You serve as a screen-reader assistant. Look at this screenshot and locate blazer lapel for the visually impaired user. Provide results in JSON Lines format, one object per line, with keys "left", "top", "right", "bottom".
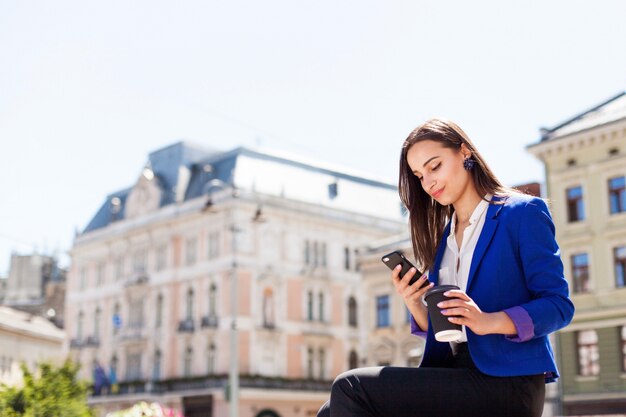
{"left": 466, "top": 198, "right": 504, "bottom": 291}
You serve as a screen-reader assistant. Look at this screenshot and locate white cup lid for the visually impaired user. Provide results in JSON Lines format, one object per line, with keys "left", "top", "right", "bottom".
{"left": 435, "top": 329, "right": 463, "bottom": 342}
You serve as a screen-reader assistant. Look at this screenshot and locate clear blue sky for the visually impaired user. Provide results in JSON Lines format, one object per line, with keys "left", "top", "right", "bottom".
{"left": 1, "top": 0, "right": 625, "bottom": 275}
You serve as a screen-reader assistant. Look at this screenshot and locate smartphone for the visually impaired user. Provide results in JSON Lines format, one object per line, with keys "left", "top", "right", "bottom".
{"left": 381, "top": 250, "right": 428, "bottom": 288}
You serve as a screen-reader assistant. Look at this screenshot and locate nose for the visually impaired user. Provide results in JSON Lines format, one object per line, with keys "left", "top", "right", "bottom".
{"left": 425, "top": 176, "right": 437, "bottom": 192}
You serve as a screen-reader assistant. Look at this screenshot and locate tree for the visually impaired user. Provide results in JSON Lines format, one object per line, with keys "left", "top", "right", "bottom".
{"left": 0, "top": 360, "right": 93, "bottom": 417}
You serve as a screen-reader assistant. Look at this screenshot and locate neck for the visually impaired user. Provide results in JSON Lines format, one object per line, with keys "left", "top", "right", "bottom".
{"left": 453, "top": 185, "right": 483, "bottom": 225}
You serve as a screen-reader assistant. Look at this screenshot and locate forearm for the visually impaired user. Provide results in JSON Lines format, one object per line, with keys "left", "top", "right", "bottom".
{"left": 487, "top": 311, "right": 517, "bottom": 336}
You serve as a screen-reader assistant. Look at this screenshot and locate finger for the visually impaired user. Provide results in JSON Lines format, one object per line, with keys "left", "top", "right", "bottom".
{"left": 444, "top": 290, "right": 470, "bottom": 301}
{"left": 400, "top": 267, "right": 418, "bottom": 284}
{"left": 391, "top": 265, "right": 402, "bottom": 283}
{"left": 409, "top": 274, "right": 428, "bottom": 289}
{"left": 441, "top": 307, "right": 472, "bottom": 317}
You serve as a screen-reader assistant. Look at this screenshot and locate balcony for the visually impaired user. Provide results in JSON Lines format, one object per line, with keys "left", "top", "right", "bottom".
{"left": 201, "top": 315, "right": 219, "bottom": 329}
{"left": 117, "top": 325, "right": 147, "bottom": 343}
{"left": 178, "top": 318, "right": 195, "bottom": 333}
{"left": 125, "top": 270, "right": 149, "bottom": 287}
{"left": 84, "top": 336, "right": 100, "bottom": 347}
{"left": 70, "top": 338, "right": 83, "bottom": 348}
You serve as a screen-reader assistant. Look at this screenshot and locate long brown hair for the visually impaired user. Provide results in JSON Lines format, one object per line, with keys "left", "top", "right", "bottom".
{"left": 399, "top": 118, "right": 512, "bottom": 271}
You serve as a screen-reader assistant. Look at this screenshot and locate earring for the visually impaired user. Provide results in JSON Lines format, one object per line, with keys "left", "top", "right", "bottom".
{"left": 463, "top": 157, "right": 475, "bottom": 171}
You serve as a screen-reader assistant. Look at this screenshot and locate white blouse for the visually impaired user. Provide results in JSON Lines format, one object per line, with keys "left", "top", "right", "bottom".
{"left": 439, "top": 195, "right": 491, "bottom": 344}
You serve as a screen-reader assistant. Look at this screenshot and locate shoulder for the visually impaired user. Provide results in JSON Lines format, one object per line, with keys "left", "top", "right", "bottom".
{"left": 496, "top": 192, "right": 549, "bottom": 213}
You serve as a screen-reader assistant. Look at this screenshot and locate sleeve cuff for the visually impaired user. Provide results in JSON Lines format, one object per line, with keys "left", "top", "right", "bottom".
{"left": 503, "top": 306, "right": 534, "bottom": 342}
{"left": 410, "top": 315, "right": 427, "bottom": 337}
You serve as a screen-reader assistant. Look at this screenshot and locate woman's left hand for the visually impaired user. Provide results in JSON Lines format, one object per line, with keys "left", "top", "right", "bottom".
{"left": 438, "top": 290, "right": 499, "bottom": 336}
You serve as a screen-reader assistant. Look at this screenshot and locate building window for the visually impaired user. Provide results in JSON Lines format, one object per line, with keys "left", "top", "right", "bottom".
{"left": 133, "top": 250, "right": 146, "bottom": 274}
{"left": 129, "top": 299, "right": 144, "bottom": 328}
{"left": 80, "top": 267, "right": 87, "bottom": 290}
{"left": 113, "top": 303, "right": 121, "bottom": 334}
{"left": 566, "top": 186, "right": 585, "bottom": 222}
{"left": 262, "top": 288, "right": 275, "bottom": 328}
{"left": 348, "top": 350, "right": 358, "bottom": 370}
{"left": 571, "top": 253, "right": 590, "bottom": 293}
{"left": 621, "top": 326, "right": 626, "bottom": 373}
{"left": 318, "top": 292, "right": 325, "bottom": 322}
{"left": 186, "top": 288, "right": 194, "bottom": 321}
{"left": 127, "top": 353, "right": 142, "bottom": 381}
{"left": 94, "top": 307, "right": 101, "bottom": 339}
{"left": 609, "top": 176, "right": 626, "bottom": 214}
{"left": 156, "top": 294, "right": 163, "bottom": 328}
{"left": 328, "top": 182, "right": 338, "bottom": 199}
{"left": 208, "top": 343, "right": 216, "bottom": 374}
{"left": 344, "top": 247, "right": 351, "bottom": 270}
{"left": 115, "top": 257, "right": 124, "bottom": 281}
{"left": 307, "top": 291, "right": 314, "bottom": 321}
{"left": 614, "top": 246, "right": 626, "bottom": 288}
{"left": 304, "top": 240, "right": 310, "bottom": 265}
{"left": 156, "top": 245, "right": 167, "bottom": 271}
{"left": 313, "top": 241, "right": 319, "bottom": 266}
{"left": 320, "top": 242, "right": 327, "bottom": 267}
{"left": 319, "top": 348, "right": 326, "bottom": 380}
{"left": 208, "top": 231, "right": 220, "bottom": 259}
{"left": 348, "top": 297, "right": 358, "bottom": 327}
{"left": 185, "top": 237, "right": 197, "bottom": 266}
{"left": 208, "top": 284, "right": 217, "bottom": 316}
{"left": 77, "top": 311, "right": 84, "bottom": 340}
{"left": 96, "top": 263, "right": 105, "bottom": 286}
{"left": 307, "top": 347, "right": 314, "bottom": 379}
{"left": 376, "top": 295, "right": 390, "bottom": 328}
{"left": 152, "top": 350, "right": 161, "bottom": 381}
{"left": 184, "top": 346, "right": 193, "bottom": 377}
{"left": 577, "top": 329, "right": 600, "bottom": 377}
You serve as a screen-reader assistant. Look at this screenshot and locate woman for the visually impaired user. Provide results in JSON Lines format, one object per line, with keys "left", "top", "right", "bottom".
{"left": 317, "top": 118, "right": 574, "bottom": 417}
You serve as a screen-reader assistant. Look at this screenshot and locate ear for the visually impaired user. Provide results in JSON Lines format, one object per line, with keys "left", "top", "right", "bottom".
{"left": 460, "top": 143, "right": 471, "bottom": 159}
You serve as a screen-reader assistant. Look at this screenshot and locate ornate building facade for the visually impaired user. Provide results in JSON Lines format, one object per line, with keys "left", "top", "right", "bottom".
{"left": 67, "top": 142, "right": 405, "bottom": 417}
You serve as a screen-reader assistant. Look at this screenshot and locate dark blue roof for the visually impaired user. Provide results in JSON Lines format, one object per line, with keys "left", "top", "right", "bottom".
{"left": 82, "top": 142, "right": 397, "bottom": 234}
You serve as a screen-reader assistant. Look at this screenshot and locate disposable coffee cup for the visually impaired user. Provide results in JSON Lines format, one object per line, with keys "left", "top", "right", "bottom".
{"left": 424, "top": 285, "right": 463, "bottom": 342}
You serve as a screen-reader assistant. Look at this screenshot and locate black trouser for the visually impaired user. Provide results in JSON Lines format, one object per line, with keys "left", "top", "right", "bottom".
{"left": 317, "top": 343, "right": 545, "bottom": 417}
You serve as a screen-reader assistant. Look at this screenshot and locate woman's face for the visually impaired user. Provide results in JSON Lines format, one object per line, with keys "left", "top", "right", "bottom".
{"left": 406, "top": 139, "right": 472, "bottom": 206}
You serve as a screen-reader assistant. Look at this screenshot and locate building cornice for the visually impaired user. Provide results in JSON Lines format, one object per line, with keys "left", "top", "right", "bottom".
{"left": 527, "top": 117, "right": 626, "bottom": 162}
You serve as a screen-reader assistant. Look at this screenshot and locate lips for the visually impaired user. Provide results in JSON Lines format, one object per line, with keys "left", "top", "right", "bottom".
{"left": 432, "top": 187, "right": 444, "bottom": 199}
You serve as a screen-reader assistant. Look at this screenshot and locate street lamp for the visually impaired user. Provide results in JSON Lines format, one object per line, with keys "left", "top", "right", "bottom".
{"left": 203, "top": 179, "right": 240, "bottom": 417}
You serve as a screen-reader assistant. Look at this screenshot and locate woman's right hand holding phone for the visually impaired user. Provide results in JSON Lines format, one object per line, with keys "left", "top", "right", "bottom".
{"left": 391, "top": 265, "right": 433, "bottom": 331}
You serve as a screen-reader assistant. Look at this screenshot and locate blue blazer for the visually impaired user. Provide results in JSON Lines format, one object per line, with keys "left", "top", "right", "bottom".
{"left": 419, "top": 194, "right": 574, "bottom": 382}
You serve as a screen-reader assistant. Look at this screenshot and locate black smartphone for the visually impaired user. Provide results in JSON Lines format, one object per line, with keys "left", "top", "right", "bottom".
{"left": 381, "top": 250, "right": 428, "bottom": 288}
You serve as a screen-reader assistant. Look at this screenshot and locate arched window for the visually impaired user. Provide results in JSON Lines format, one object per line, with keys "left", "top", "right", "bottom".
{"left": 208, "top": 283, "right": 217, "bottom": 316}
{"left": 184, "top": 346, "right": 193, "bottom": 377}
{"left": 156, "top": 294, "right": 163, "bottom": 328}
{"left": 307, "top": 347, "right": 314, "bottom": 379}
{"left": 152, "top": 350, "right": 161, "bottom": 380}
{"left": 348, "top": 297, "right": 357, "bottom": 327}
{"left": 77, "top": 311, "right": 84, "bottom": 340}
{"left": 186, "top": 288, "right": 194, "bottom": 320}
{"left": 262, "top": 287, "right": 275, "bottom": 328}
{"left": 307, "top": 291, "right": 314, "bottom": 321}
{"left": 349, "top": 350, "right": 358, "bottom": 369}
{"left": 113, "top": 302, "right": 121, "bottom": 334}
{"left": 94, "top": 307, "right": 101, "bottom": 339}
{"left": 207, "top": 342, "right": 216, "bottom": 374}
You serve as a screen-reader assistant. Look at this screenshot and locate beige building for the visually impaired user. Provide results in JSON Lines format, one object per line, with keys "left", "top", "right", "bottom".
{"left": 67, "top": 143, "right": 405, "bottom": 417}
{"left": 528, "top": 91, "right": 626, "bottom": 416}
{"left": 0, "top": 305, "right": 66, "bottom": 386}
